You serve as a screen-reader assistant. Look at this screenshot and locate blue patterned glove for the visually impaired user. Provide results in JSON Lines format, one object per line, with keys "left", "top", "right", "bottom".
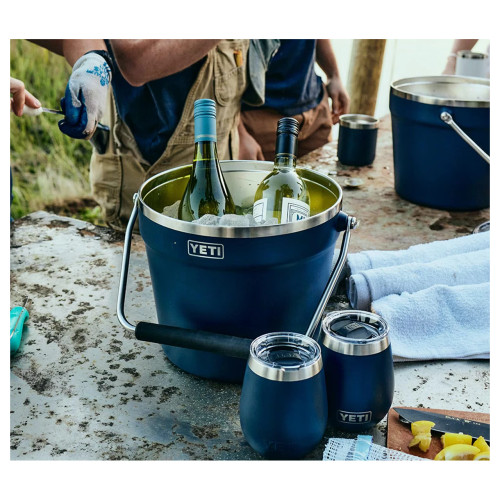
{"left": 59, "top": 52, "right": 112, "bottom": 139}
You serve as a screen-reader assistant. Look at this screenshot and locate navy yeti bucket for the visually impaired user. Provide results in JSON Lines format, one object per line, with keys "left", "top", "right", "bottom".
{"left": 390, "top": 76, "right": 490, "bottom": 211}
{"left": 123, "top": 161, "right": 349, "bottom": 382}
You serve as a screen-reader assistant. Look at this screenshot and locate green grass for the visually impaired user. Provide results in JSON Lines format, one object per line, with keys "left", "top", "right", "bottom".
{"left": 10, "top": 39, "right": 103, "bottom": 224}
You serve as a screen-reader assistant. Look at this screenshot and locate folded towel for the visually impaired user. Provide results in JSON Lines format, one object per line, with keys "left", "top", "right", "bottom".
{"left": 347, "top": 231, "right": 489, "bottom": 275}
{"left": 372, "top": 282, "right": 490, "bottom": 361}
{"left": 348, "top": 248, "right": 490, "bottom": 310}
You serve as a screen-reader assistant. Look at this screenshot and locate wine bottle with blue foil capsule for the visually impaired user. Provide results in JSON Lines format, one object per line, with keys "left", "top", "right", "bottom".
{"left": 178, "top": 99, "right": 235, "bottom": 221}
{"left": 253, "top": 117, "right": 310, "bottom": 224}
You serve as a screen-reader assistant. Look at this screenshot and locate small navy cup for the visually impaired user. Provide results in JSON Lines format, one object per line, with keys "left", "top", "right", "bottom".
{"left": 337, "top": 114, "right": 379, "bottom": 167}
{"left": 320, "top": 311, "right": 394, "bottom": 432}
{"left": 239, "top": 332, "right": 328, "bottom": 459}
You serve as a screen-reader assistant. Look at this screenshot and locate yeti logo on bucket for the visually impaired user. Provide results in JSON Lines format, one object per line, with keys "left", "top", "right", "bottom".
{"left": 187, "top": 240, "right": 224, "bottom": 259}
{"left": 337, "top": 410, "right": 372, "bottom": 424}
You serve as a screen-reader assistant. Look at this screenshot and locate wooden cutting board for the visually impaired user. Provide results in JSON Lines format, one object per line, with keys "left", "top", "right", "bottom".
{"left": 387, "top": 407, "right": 490, "bottom": 460}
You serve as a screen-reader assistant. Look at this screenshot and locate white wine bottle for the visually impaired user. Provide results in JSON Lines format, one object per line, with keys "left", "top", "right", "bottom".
{"left": 178, "top": 98, "right": 235, "bottom": 221}
{"left": 253, "top": 117, "right": 310, "bottom": 224}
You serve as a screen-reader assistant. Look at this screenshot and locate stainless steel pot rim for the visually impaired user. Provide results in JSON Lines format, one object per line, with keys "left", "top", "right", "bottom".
{"left": 391, "top": 75, "right": 490, "bottom": 108}
{"left": 340, "top": 114, "right": 379, "bottom": 130}
{"left": 248, "top": 332, "right": 323, "bottom": 382}
{"left": 320, "top": 310, "right": 390, "bottom": 356}
{"left": 457, "top": 50, "right": 488, "bottom": 59}
{"left": 139, "top": 161, "right": 342, "bottom": 239}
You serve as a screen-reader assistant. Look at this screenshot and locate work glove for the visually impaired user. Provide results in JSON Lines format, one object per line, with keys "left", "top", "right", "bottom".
{"left": 58, "top": 51, "right": 112, "bottom": 139}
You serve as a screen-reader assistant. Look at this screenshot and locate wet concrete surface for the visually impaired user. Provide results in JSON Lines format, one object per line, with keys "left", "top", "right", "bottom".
{"left": 10, "top": 119, "right": 489, "bottom": 460}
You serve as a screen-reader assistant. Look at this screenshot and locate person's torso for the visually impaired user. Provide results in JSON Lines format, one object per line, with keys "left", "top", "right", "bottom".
{"left": 105, "top": 41, "right": 204, "bottom": 165}
{"left": 243, "top": 39, "right": 323, "bottom": 116}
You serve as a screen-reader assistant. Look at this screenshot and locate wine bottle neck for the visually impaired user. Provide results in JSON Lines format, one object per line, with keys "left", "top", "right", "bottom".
{"left": 193, "top": 141, "right": 220, "bottom": 166}
{"left": 274, "top": 129, "right": 298, "bottom": 168}
{"left": 274, "top": 153, "right": 296, "bottom": 169}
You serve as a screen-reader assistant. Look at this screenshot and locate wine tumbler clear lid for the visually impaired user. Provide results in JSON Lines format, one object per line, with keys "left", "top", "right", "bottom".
{"left": 321, "top": 311, "right": 390, "bottom": 356}
{"left": 248, "top": 332, "right": 323, "bottom": 382}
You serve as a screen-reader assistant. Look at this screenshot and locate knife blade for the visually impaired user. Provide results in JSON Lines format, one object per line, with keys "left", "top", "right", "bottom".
{"left": 394, "top": 407, "right": 490, "bottom": 443}
{"left": 41, "top": 107, "right": 64, "bottom": 115}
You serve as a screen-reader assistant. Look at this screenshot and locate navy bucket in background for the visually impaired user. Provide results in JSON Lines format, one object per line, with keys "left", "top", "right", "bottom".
{"left": 138, "top": 161, "right": 347, "bottom": 383}
{"left": 337, "top": 114, "right": 379, "bottom": 167}
{"left": 390, "top": 76, "right": 490, "bottom": 211}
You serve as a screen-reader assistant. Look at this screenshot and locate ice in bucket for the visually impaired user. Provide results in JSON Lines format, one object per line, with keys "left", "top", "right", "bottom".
{"left": 194, "top": 214, "right": 278, "bottom": 227}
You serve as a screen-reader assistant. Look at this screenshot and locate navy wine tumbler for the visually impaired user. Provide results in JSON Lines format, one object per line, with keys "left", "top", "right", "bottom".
{"left": 239, "top": 333, "right": 328, "bottom": 459}
{"left": 337, "top": 114, "right": 379, "bottom": 166}
{"left": 320, "top": 311, "right": 394, "bottom": 432}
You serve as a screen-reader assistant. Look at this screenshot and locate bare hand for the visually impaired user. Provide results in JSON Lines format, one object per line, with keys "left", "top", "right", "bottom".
{"left": 238, "top": 120, "right": 265, "bottom": 160}
{"left": 10, "top": 77, "right": 41, "bottom": 116}
{"left": 326, "top": 78, "right": 350, "bottom": 124}
{"left": 442, "top": 56, "right": 457, "bottom": 75}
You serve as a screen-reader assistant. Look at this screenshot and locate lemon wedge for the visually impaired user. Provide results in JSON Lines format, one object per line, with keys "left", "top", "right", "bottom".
{"left": 411, "top": 420, "right": 435, "bottom": 435}
{"left": 434, "top": 444, "right": 480, "bottom": 460}
{"left": 409, "top": 420, "right": 435, "bottom": 452}
{"left": 440, "top": 432, "right": 472, "bottom": 448}
{"left": 472, "top": 451, "right": 490, "bottom": 461}
{"left": 472, "top": 436, "right": 490, "bottom": 453}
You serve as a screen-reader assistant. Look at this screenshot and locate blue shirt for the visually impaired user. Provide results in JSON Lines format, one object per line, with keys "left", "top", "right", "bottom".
{"left": 243, "top": 39, "right": 323, "bottom": 116}
{"left": 106, "top": 41, "right": 204, "bottom": 165}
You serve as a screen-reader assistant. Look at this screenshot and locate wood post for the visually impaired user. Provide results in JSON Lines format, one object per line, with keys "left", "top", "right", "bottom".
{"left": 347, "top": 39, "right": 387, "bottom": 116}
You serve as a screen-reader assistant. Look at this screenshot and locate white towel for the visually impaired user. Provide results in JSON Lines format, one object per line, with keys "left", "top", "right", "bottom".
{"left": 372, "top": 282, "right": 490, "bottom": 361}
{"left": 347, "top": 231, "right": 490, "bottom": 275}
{"left": 348, "top": 248, "right": 490, "bottom": 310}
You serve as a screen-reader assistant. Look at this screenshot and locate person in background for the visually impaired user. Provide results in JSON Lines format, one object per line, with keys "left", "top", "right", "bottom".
{"left": 442, "top": 39, "right": 490, "bottom": 75}
{"left": 10, "top": 77, "right": 43, "bottom": 220}
{"left": 238, "top": 39, "right": 350, "bottom": 161}
{"left": 29, "top": 39, "right": 250, "bottom": 231}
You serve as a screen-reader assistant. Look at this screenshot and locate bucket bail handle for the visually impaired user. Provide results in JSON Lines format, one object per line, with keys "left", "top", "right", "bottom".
{"left": 440, "top": 111, "right": 490, "bottom": 165}
{"left": 305, "top": 214, "right": 358, "bottom": 338}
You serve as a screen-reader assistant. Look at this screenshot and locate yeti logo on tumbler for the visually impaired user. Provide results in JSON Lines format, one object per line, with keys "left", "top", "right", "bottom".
{"left": 337, "top": 410, "right": 372, "bottom": 424}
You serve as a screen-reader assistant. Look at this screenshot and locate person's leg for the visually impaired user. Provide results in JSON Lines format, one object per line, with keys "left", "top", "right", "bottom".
{"left": 240, "top": 108, "right": 284, "bottom": 161}
{"left": 296, "top": 90, "right": 333, "bottom": 157}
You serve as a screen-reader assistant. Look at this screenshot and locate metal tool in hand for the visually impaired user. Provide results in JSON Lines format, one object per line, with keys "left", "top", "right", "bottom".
{"left": 22, "top": 104, "right": 110, "bottom": 154}
{"left": 10, "top": 297, "right": 30, "bottom": 355}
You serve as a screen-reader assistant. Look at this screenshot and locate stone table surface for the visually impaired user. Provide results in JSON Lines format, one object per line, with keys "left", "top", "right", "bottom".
{"left": 10, "top": 118, "right": 489, "bottom": 460}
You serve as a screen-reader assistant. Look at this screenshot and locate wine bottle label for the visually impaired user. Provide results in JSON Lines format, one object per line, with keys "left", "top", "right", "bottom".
{"left": 252, "top": 198, "right": 267, "bottom": 223}
{"left": 281, "top": 198, "right": 310, "bottom": 223}
{"left": 253, "top": 197, "right": 309, "bottom": 223}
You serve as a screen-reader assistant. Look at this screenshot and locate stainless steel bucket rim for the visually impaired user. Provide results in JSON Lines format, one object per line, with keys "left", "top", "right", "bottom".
{"left": 391, "top": 75, "right": 490, "bottom": 108}
{"left": 138, "top": 160, "right": 342, "bottom": 239}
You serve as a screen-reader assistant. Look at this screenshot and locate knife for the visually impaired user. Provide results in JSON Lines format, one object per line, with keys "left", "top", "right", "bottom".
{"left": 394, "top": 407, "right": 490, "bottom": 443}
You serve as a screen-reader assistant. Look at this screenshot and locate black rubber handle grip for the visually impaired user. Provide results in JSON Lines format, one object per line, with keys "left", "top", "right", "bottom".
{"left": 135, "top": 322, "right": 252, "bottom": 360}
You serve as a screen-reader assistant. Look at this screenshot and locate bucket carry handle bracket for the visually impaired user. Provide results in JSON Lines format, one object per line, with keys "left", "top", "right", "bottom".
{"left": 116, "top": 193, "right": 356, "bottom": 359}
{"left": 440, "top": 111, "right": 490, "bottom": 165}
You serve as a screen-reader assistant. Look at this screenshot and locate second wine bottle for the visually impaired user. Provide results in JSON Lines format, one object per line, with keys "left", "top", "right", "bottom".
{"left": 253, "top": 117, "right": 310, "bottom": 224}
{"left": 178, "top": 98, "right": 235, "bottom": 221}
